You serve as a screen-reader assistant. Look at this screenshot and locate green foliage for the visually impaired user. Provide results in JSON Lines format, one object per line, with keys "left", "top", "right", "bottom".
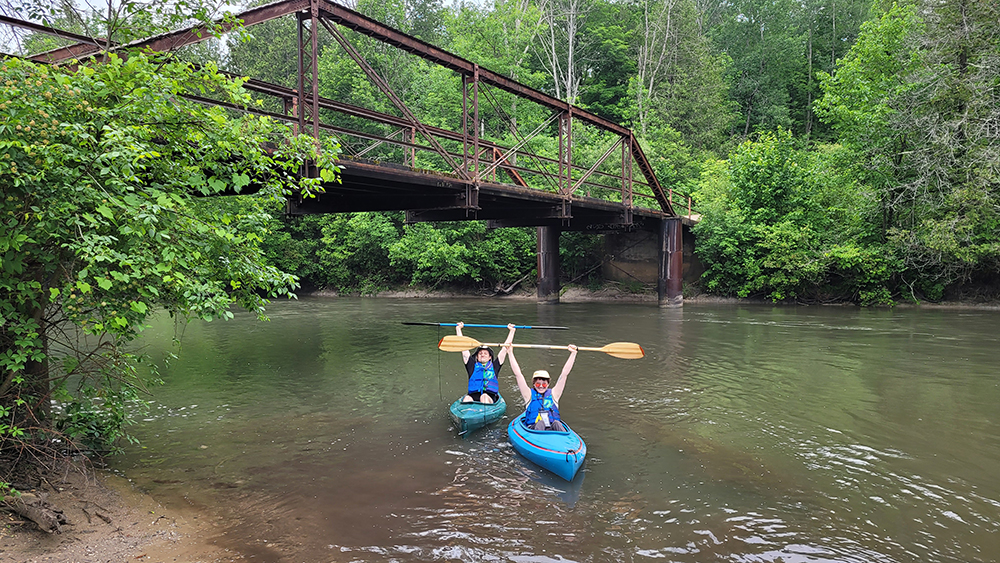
{"left": 694, "top": 130, "right": 902, "bottom": 304}
{"left": 813, "top": 2, "right": 923, "bottom": 180}
{"left": 0, "top": 53, "right": 334, "bottom": 463}
{"left": 710, "top": 0, "right": 806, "bottom": 135}
{"left": 560, "top": 231, "right": 605, "bottom": 285}
{"left": 389, "top": 223, "right": 473, "bottom": 286}
{"left": 388, "top": 222, "right": 535, "bottom": 289}
{"left": 444, "top": 0, "right": 549, "bottom": 88}
{"left": 577, "top": 4, "right": 636, "bottom": 123}
{"left": 318, "top": 212, "right": 403, "bottom": 292}
{"left": 261, "top": 213, "right": 536, "bottom": 293}
{"left": 815, "top": 0, "right": 1000, "bottom": 300}
{"left": 52, "top": 382, "right": 140, "bottom": 455}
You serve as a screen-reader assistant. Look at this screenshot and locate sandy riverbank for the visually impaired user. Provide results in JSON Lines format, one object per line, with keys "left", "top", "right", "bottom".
{"left": 2, "top": 463, "right": 234, "bottom": 563}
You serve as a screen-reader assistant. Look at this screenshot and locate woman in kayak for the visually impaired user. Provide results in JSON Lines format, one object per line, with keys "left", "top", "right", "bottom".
{"left": 457, "top": 322, "right": 516, "bottom": 404}
{"left": 504, "top": 343, "right": 578, "bottom": 431}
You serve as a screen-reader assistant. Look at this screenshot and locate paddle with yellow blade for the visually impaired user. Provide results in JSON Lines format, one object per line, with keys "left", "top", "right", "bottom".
{"left": 438, "top": 335, "right": 645, "bottom": 360}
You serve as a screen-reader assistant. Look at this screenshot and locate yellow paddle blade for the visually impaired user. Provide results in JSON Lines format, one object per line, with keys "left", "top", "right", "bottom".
{"left": 588, "top": 342, "right": 646, "bottom": 359}
{"left": 438, "top": 335, "right": 485, "bottom": 352}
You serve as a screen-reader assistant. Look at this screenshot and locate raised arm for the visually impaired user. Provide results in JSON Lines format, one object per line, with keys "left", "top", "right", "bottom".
{"left": 550, "top": 345, "right": 577, "bottom": 403}
{"left": 457, "top": 322, "right": 471, "bottom": 363}
{"left": 496, "top": 323, "right": 516, "bottom": 365}
{"left": 505, "top": 344, "right": 531, "bottom": 404}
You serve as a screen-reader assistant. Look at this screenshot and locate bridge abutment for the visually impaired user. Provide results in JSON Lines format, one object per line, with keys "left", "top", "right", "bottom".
{"left": 536, "top": 226, "right": 561, "bottom": 303}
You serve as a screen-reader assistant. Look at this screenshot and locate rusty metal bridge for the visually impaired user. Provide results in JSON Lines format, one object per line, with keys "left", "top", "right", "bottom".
{"left": 4, "top": 0, "right": 690, "bottom": 306}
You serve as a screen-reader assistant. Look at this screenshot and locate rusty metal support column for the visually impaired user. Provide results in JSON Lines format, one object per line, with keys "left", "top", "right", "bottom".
{"left": 309, "top": 0, "right": 320, "bottom": 140}
{"left": 558, "top": 112, "right": 565, "bottom": 191}
{"left": 564, "top": 108, "right": 573, "bottom": 191}
{"left": 472, "top": 64, "right": 480, "bottom": 184}
{"left": 409, "top": 127, "right": 416, "bottom": 167}
{"left": 658, "top": 218, "right": 683, "bottom": 308}
{"left": 623, "top": 133, "right": 633, "bottom": 225}
{"left": 284, "top": 96, "right": 298, "bottom": 135}
{"left": 462, "top": 77, "right": 469, "bottom": 174}
{"left": 295, "top": 4, "right": 320, "bottom": 142}
{"left": 296, "top": 13, "right": 308, "bottom": 137}
{"left": 537, "top": 226, "right": 561, "bottom": 303}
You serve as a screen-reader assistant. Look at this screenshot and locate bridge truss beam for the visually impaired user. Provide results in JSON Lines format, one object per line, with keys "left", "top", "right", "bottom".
{"left": 12, "top": 0, "right": 678, "bottom": 226}
{"left": 4, "top": 0, "right": 690, "bottom": 305}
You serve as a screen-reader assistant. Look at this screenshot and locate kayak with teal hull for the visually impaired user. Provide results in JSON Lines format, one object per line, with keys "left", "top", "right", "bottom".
{"left": 507, "top": 417, "right": 587, "bottom": 481}
{"left": 449, "top": 394, "right": 507, "bottom": 435}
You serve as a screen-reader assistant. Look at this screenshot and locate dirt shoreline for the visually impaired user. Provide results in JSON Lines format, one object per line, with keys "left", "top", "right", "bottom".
{"left": 317, "top": 285, "right": 1000, "bottom": 309}
{"left": 2, "top": 465, "right": 234, "bottom": 563}
{"left": 4, "top": 288, "right": 998, "bottom": 563}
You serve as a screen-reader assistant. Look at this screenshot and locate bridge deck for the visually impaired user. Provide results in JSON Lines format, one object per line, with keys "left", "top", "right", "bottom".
{"left": 288, "top": 158, "right": 670, "bottom": 232}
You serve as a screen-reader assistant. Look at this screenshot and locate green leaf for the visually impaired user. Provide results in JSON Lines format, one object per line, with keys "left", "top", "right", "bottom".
{"left": 96, "top": 205, "right": 115, "bottom": 220}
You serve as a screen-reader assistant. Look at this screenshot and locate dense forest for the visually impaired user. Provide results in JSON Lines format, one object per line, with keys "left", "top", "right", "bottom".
{"left": 216, "top": 0, "right": 997, "bottom": 306}
{"left": 10, "top": 0, "right": 992, "bottom": 305}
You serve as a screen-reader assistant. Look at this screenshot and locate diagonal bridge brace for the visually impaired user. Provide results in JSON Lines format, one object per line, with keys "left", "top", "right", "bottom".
{"left": 317, "top": 16, "right": 471, "bottom": 182}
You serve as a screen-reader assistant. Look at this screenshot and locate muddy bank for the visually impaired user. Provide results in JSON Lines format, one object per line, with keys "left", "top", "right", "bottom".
{"left": 307, "top": 284, "right": 1000, "bottom": 309}
{"left": 2, "top": 465, "right": 233, "bottom": 563}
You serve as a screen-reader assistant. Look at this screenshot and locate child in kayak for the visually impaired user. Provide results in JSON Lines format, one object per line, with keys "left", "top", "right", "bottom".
{"left": 504, "top": 343, "right": 578, "bottom": 431}
{"left": 457, "top": 322, "right": 516, "bottom": 404}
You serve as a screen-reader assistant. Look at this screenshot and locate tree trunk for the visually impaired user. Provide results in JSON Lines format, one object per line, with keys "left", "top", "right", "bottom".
{"left": 3, "top": 493, "right": 68, "bottom": 533}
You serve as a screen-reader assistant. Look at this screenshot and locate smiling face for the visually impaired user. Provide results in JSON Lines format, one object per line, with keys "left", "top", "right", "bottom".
{"left": 476, "top": 349, "right": 492, "bottom": 363}
{"left": 532, "top": 377, "right": 550, "bottom": 392}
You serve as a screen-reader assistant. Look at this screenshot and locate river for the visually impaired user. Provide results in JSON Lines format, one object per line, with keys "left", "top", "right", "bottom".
{"left": 111, "top": 297, "right": 1000, "bottom": 562}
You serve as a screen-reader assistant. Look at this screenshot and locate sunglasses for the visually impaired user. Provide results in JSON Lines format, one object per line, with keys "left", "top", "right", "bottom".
{"left": 533, "top": 379, "right": 549, "bottom": 386}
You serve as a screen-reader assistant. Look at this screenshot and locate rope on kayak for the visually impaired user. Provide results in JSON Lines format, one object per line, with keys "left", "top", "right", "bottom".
{"left": 437, "top": 325, "right": 443, "bottom": 402}
{"left": 565, "top": 437, "right": 584, "bottom": 460}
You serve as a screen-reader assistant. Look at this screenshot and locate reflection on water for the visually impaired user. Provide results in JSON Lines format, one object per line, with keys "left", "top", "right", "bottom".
{"left": 113, "top": 298, "right": 1000, "bottom": 562}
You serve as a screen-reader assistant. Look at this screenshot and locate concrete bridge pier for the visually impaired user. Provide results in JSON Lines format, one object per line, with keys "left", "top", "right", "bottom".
{"left": 659, "top": 218, "right": 684, "bottom": 307}
{"left": 537, "top": 226, "right": 561, "bottom": 303}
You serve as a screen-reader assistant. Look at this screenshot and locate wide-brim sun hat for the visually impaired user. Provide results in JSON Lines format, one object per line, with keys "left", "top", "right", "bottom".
{"left": 532, "top": 370, "right": 551, "bottom": 380}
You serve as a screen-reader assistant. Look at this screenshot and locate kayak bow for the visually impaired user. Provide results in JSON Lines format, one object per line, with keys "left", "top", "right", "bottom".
{"left": 449, "top": 395, "right": 507, "bottom": 434}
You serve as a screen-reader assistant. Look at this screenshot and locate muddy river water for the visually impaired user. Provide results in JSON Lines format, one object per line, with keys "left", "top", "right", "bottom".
{"left": 112, "top": 297, "right": 1000, "bottom": 562}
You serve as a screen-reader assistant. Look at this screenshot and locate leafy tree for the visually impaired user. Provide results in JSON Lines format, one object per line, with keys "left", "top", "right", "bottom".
{"left": 793, "top": 0, "right": 871, "bottom": 141}
{"left": 0, "top": 54, "right": 334, "bottom": 484}
{"left": 445, "top": 0, "right": 548, "bottom": 87}
{"left": 407, "top": 0, "right": 447, "bottom": 44}
{"left": 577, "top": 1, "right": 635, "bottom": 123}
{"left": 316, "top": 212, "right": 406, "bottom": 292}
{"left": 533, "top": 0, "right": 599, "bottom": 103}
{"left": 816, "top": 0, "right": 1000, "bottom": 299}
{"left": 710, "top": 0, "right": 806, "bottom": 136}
{"left": 693, "top": 129, "right": 823, "bottom": 300}
{"left": 388, "top": 222, "right": 535, "bottom": 290}
{"left": 627, "top": 0, "right": 733, "bottom": 149}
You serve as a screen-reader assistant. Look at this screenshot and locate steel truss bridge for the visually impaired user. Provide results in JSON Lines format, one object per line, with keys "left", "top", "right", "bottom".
{"left": 3, "top": 0, "right": 690, "bottom": 305}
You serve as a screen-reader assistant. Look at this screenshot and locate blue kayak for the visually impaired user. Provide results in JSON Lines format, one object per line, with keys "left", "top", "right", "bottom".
{"left": 507, "top": 416, "right": 587, "bottom": 481}
{"left": 449, "top": 394, "right": 507, "bottom": 434}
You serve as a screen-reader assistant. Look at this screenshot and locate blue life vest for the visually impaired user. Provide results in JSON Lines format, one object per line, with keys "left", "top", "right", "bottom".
{"left": 524, "top": 388, "right": 560, "bottom": 427}
{"left": 467, "top": 361, "right": 499, "bottom": 395}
